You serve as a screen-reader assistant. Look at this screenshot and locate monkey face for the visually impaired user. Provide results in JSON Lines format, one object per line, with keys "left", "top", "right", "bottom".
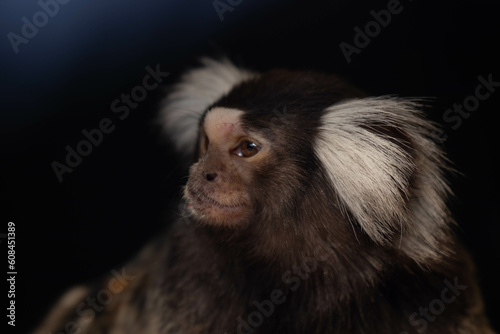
{"left": 184, "top": 107, "right": 272, "bottom": 227}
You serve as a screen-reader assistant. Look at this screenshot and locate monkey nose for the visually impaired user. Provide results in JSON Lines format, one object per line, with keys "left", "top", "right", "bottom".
{"left": 205, "top": 172, "right": 218, "bottom": 181}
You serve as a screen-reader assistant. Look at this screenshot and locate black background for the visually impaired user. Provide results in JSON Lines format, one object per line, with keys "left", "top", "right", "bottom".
{"left": 1, "top": 0, "right": 499, "bottom": 333}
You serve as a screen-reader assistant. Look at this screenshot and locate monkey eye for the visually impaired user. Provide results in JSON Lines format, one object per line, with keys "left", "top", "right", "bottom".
{"left": 232, "top": 141, "right": 261, "bottom": 158}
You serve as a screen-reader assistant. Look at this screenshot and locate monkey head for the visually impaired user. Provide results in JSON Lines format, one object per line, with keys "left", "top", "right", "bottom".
{"left": 161, "top": 58, "right": 453, "bottom": 266}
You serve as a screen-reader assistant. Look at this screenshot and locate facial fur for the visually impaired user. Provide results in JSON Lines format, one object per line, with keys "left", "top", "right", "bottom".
{"left": 184, "top": 107, "right": 257, "bottom": 226}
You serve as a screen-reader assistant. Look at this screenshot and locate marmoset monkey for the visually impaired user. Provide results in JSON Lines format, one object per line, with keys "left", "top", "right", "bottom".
{"left": 33, "top": 58, "right": 495, "bottom": 334}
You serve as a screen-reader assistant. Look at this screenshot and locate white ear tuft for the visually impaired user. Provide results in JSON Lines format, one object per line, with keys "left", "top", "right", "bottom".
{"left": 158, "top": 58, "right": 256, "bottom": 158}
{"left": 315, "top": 96, "right": 452, "bottom": 262}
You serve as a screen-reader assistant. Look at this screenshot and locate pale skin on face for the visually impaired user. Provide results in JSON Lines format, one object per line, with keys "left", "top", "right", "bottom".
{"left": 203, "top": 107, "right": 270, "bottom": 161}
{"left": 203, "top": 107, "right": 245, "bottom": 149}
{"left": 185, "top": 107, "right": 270, "bottom": 226}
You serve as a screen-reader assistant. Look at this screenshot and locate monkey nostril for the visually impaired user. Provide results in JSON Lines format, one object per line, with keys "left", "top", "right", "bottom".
{"left": 205, "top": 172, "right": 218, "bottom": 181}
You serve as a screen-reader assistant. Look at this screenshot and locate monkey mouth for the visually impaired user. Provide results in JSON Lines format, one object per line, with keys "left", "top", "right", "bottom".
{"left": 186, "top": 187, "right": 246, "bottom": 215}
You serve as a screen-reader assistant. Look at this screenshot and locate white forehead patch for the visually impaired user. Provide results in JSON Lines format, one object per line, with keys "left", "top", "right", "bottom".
{"left": 204, "top": 108, "right": 245, "bottom": 144}
{"left": 159, "top": 58, "right": 256, "bottom": 157}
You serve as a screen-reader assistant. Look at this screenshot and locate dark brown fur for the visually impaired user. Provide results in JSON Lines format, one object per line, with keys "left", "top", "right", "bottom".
{"left": 33, "top": 68, "right": 495, "bottom": 334}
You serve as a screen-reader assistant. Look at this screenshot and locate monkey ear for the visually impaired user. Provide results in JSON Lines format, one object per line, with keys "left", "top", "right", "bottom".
{"left": 158, "top": 58, "right": 256, "bottom": 158}
{"left": 316, "top": 97, "right": 453, "bottom": 263}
